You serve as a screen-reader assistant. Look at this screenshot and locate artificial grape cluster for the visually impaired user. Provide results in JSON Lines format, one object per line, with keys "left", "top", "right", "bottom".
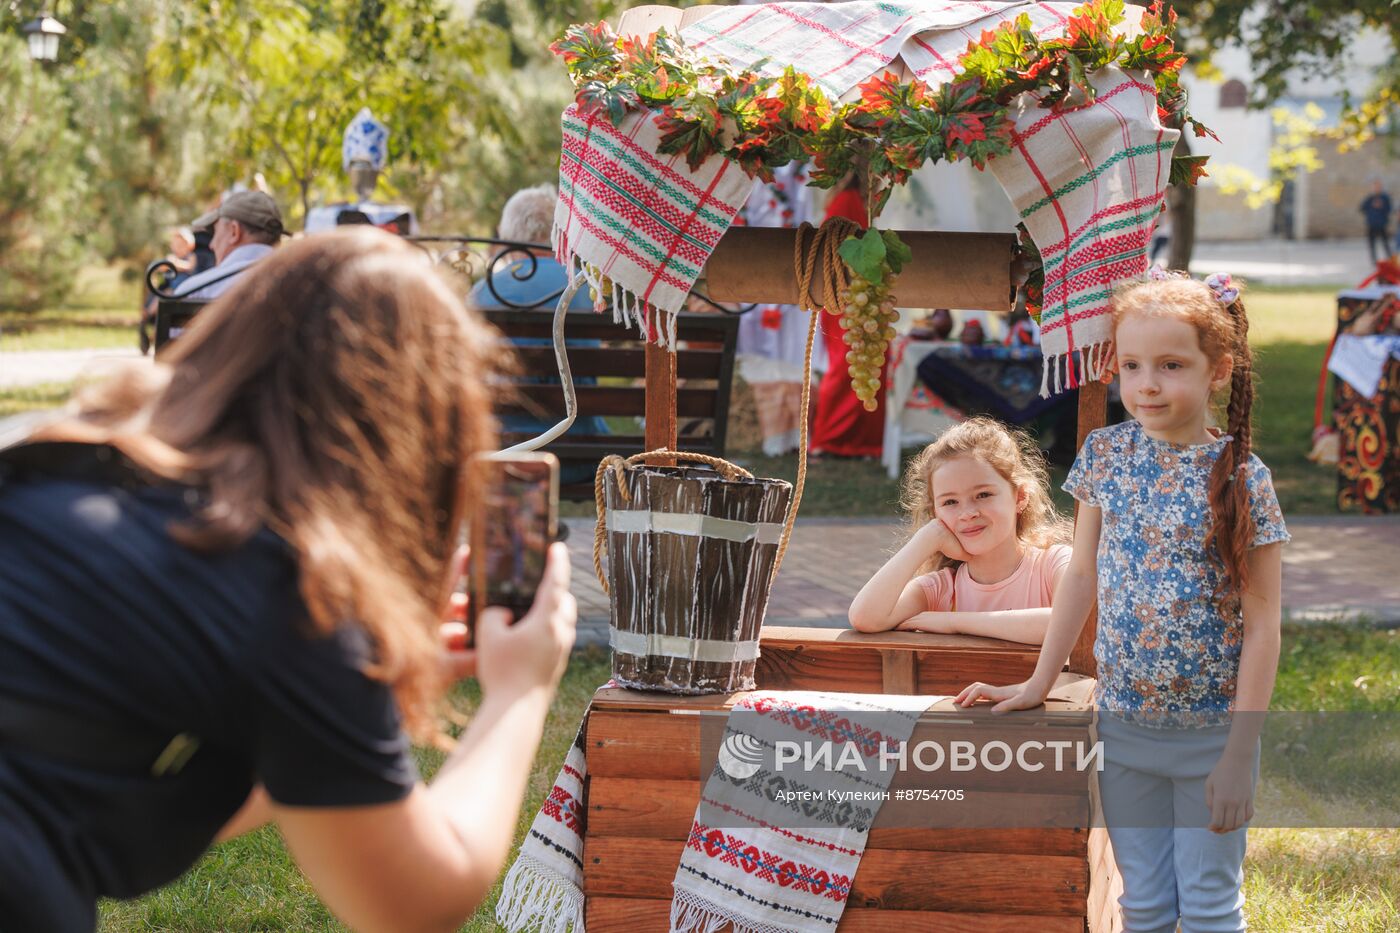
{"left": 836, "top": 263, "right": 899, "bottom": 412}
{"left": 586, "top": 265, "right": 613, "bottom": 310}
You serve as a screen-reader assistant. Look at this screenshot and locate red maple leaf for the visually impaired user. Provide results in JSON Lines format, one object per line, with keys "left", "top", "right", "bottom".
{"left": 946, "top": 111, "right": 988, "bottom": 147}
{"left": 857, "top": 71, "right": 904, "bottom": 112}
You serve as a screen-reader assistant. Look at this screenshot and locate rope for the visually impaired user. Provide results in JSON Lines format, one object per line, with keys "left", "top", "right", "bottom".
{"left": 593, "top": 449, "right": 753, "bottom": 594}
{"left": 769, "top": 217, "right": 860, "bottom": 580}
{"left": 590, "top": 217, "right": 859, "bottom": 595}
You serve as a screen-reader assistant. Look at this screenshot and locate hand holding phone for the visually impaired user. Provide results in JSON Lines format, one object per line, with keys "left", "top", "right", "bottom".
{"left": 465, "top": 453, "right": 559, "bottom": 647}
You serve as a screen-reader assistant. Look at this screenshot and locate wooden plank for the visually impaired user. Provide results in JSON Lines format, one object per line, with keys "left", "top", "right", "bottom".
{"left": 480, "top": 308, "right": 737, "bottom": 343}
{"left": 588, "top": 777, "right": 1089, "bottom": 855}
{"left": 589, "top": 672, "right": 1095, "bottom": 714}
{"left": 645, "top": 340, "right": 677, "bottom": 463}
{"left": 759, "top": 640, "right": 886, "bottom": 693}
{"left": 583, "top": 837, "right": 1087, "bottom": 914}
{"left": 496, "top": 439, "right": 724, "bottom": 462}
{"left": 586, "top": 712, "right": 1097, "bottom": 794}
{"left": 707, "top": 228, "right": 1016, "bottom": 312}
{"left": 880, "top": 649, "right": 917, "bottom": 694}
{"left": 1087, "top": 768, "right": 1124, "bottom": 933}
{"left": 757, "top": 639, "right": 1042, "bottom": 700}
{"left": 1069, "top": 378, "right": 1108, "bottom": 677}
{"left": 585, "top": 897, "right": 1085, "bottom": 932}
{"left": 761, "top": 625, "right": 1046, "bottom": 653}
{"left": 513, "top": 383, "right": 717, "bottom": 418}
{"left": 614, "top": 4, "right": 684, "bottom": 37}
{"left": 512, "top": 345, "right": 725, "bottom": 379}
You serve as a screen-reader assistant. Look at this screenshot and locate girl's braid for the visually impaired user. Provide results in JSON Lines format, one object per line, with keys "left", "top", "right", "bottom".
{"left": 1208, "top": 296, "right": 1257, "bottom": 603}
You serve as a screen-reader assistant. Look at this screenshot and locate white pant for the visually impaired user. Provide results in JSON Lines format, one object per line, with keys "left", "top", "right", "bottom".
{"left": 1096, "top": 713, "right": 1258, "bottom": 933}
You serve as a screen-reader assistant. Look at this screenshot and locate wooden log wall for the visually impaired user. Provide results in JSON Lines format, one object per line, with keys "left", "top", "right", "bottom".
{"left": 582, "top": 681, "right": 1121, "bottom": 931}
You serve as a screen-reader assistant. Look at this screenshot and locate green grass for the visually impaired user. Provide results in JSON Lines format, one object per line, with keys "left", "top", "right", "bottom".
{"left": 94, "top": 626, "right": 1400, "bottom": 931}
{"left": 0, "top": 382, "right": 72, "bottom": 420}
{"left": 1, "top": 263, "right": 141, "bottom": 351}
{"left": 0, "top": 309, "right": 139, "bottom": 351}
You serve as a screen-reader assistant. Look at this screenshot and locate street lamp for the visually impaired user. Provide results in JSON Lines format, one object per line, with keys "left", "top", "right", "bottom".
{"left": 21, "top": 12, "right": 66, "bottom": 63}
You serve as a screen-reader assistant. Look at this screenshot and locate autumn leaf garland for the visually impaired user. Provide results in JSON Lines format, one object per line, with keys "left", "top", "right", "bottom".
{"left": 550, "top": 0, "right": 1214, "bottom": 218}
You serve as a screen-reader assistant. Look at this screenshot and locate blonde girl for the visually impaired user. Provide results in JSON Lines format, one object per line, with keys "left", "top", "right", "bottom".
{"left": 848, "top": 417, "right": 1072, "bottom": 644}
{"left": 957, "top": 273, "right": 1289, "bottom": 933}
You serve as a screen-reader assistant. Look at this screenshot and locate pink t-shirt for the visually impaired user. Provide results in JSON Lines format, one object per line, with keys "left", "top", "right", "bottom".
{"left": 915, "top": 544, "right": 1071, "bottom": 613}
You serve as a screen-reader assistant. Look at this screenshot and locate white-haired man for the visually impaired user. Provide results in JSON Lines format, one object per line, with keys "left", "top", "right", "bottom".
{"left": 468, "top": 185, "right": 593, "bottom": 312}
{"left": 469, "top": 185, "right": 605, "bottom": 483}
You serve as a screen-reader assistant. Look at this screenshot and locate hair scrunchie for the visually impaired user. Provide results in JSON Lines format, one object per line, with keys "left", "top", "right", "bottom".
{"left": 1205, "top": 272, "right": 1240, "bottom": 305}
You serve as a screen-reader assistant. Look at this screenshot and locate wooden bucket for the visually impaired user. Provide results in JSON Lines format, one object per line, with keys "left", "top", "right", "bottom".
{"left": 599, "top": 460, "right": 793, "bottom": 694}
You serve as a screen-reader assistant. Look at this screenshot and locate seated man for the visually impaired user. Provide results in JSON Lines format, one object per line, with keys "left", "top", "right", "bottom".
{"left": 470, "top": 186, "right": 608, "bottom": 485}
{"left": 468, "top": 184, "right": 592, "bottom": 312}
{"left": 175, "top": 191, "right": 285, "bottom": 300}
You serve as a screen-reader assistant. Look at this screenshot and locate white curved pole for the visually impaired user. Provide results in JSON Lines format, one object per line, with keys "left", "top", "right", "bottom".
{"left": 496, "top": 269, "right": 584, "bottom": 454}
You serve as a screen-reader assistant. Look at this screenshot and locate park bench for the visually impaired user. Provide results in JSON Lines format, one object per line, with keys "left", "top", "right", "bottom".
{"left": 144, "top": 263, "right": 741, "bottom": 502}
{"left": 152, "top": 299, "right": 205, "bottom": 358}
{"left": 482, "top": 307, "right": 738, "bottom": 501}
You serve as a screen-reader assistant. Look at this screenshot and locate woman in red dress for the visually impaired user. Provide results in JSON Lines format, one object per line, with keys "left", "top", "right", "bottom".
{"left": 810, "top": 176, "right": 886, "bottom": 458}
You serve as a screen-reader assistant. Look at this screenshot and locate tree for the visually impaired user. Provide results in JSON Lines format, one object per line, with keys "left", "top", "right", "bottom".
{"left": 65, "top": 1, "right": 199, "bottom": 262}
{"left": 155, "top": 0, "right": 518, "bottom": 227}
{"left": 436, "top": 0, "right": 640, "bottom": 232}
{"left": 1174, "top": 0, "right": 1397, "bottom": 124}
{"left": 1166, "top": 0, "right": 1397, "bottom": 263}
{"left": 0, "top": 37, "right": 89, "bottom": 311}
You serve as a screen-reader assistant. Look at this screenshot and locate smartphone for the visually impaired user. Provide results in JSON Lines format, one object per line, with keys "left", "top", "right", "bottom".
{"left": 466, "top": 452, "right": 559, "bottom": 646}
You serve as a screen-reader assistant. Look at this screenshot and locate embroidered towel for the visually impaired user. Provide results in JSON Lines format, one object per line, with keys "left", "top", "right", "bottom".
{"left": 680, "top": 0, "right": 1031, "bottom": 99}
{"left": 988, "top": 65, "right": 1179, "bottom": 395}
{"left": 554, "top": 104, "right": 752, "bottom": 348}
{"left": 670, "top": 690, "right": 942, "bottom": 933}
{"left": 495, "top": 722, "right": 588, "bottom": 933}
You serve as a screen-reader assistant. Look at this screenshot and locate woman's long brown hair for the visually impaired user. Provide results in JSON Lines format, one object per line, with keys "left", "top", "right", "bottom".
{"left": 32, "top": 227, "right": 501, "bottom": 745}
{"left": 1112, "top": 276, "right": 1256, "bottom": 607}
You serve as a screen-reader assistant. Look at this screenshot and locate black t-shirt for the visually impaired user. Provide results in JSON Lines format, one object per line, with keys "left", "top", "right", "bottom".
{"left": 0, "top": 472, "right": 417, "bottom": 931}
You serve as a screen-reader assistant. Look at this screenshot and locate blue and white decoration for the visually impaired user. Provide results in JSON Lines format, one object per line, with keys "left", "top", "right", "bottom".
{"left": 342, "top": 107, "right": 389, "bottom": 171}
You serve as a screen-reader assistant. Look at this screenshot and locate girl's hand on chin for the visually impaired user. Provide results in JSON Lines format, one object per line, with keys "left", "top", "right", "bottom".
{"left": 936, "top": 519, "right": 970, "bottom": 562}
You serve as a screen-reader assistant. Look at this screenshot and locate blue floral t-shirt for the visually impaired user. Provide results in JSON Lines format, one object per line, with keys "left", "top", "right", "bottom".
{"left": 1064, "top": 420, "right": 1289, "bottom": 714}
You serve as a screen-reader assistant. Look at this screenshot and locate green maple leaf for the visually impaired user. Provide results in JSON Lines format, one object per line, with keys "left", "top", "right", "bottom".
{"left": 550, "top": 22, "right": 621, "bottom": 81}
{"left": 885, "top": 107, "right": 945, "bottom": 166}
{"left": 881, "top": 230, "right": 912, "bottom": 275}
{"left": 575, "top": 81, "right": 642, "bottom": 123}
{"left": 1169, "top": 154, "right": 1210, "bottom": 187}
{"left": 838, "top": 228, "right": 886, "bottom": 282}
{"left": 656, "top": 96, "right": 722, "bottom": 170}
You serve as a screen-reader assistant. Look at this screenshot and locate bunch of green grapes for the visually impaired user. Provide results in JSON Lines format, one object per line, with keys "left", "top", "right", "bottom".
{"left": 836, "top": 264, "right": 898, "bottom": 412}
{"left": 586, "top": 265, "right": 613, "bottom": 309}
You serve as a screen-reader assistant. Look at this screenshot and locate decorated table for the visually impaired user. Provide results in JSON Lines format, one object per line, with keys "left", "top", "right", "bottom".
{"left": 1331, "top": 286, "right": 1400, "bottom": 513}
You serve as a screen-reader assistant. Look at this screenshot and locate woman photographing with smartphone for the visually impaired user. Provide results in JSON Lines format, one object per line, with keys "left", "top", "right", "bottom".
{"left": 0, "top": 227, "right": 577, "bottom": 932}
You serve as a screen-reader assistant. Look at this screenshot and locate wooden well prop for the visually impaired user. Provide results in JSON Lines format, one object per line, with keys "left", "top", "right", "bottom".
{"left": 572, "top": 4, "right": 1126, "bottom": 929}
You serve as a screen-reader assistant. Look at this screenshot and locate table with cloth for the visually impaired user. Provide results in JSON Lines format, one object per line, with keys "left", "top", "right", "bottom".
{"left": 882, "top": 338, "right": 1085, "bottom": 472}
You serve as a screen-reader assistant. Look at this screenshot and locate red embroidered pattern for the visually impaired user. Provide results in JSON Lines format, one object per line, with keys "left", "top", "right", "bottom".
{"left": 685, "top": 821, "right": 853, "bottom": 901}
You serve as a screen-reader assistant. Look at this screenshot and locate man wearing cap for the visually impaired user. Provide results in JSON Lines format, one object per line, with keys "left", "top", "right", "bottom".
{"left": 175, "top": 191, "right": 285, "bottom": 299}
